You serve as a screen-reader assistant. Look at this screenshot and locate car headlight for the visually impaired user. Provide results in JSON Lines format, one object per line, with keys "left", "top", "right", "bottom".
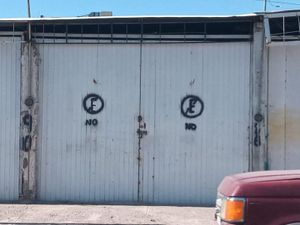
{"left": 220, "top": 196, "right": 246, "bottom": 223}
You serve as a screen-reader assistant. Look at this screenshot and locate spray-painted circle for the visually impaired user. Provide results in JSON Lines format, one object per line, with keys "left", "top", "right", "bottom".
{"left": 181, "top": 95, "right": 204, "bottom": 119}
{"left": 83, "top": 93, "right": 104, "bottom": 115}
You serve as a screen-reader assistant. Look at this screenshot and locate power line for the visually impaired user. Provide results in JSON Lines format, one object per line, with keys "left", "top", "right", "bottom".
{"left": 269, "top": 0, "right": 300, "bottom": 6}
{"left": 256, "top": 0, "right": 300, "bottom": 6}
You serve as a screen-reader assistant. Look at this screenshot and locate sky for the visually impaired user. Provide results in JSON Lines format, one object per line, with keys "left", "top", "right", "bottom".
{"left": 1, "top": 0, "right": 300, "bottom": 18}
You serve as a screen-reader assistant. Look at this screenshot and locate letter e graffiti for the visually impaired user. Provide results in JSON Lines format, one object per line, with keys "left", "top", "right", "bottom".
{"left": 181, "top": 95, "right": 204, "bottom": 119}
{"left": 83, "top": 94, "right": 104, "bottom": 115}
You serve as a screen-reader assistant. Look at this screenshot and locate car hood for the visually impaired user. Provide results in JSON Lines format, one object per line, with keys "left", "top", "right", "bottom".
{"left": 218, "top": 170, "right": 300, "bottom": 197}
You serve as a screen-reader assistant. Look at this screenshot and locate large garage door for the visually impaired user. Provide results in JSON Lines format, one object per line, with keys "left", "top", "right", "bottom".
{"left": 0, "top": 37, "right": 21, "bottom": 201}
{"left": 38, "top": 42, "right": 251, "bottom": 205}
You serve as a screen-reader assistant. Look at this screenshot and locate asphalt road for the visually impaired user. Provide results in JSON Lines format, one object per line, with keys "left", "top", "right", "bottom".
{"left": 0, "top": 204, "right": 215, "bottom": 225}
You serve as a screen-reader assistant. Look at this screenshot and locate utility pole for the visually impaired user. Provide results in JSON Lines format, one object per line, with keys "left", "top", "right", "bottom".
{"left": 20, "top": 0, "right": 38, "bottom": 201}
{"left": 264, "top": 0, "right": 267, "bottom": 12}
{"left": 27, "top": 0, "right": 31, "bottom": 17}
{"left": 26, "top": 0, "right": 32, "bottom": 41}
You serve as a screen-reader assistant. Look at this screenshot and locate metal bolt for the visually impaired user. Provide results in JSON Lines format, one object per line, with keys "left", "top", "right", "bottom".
{"left": 25, "top": 96, "right": 34, "bottom": 107}
{"left": 254, "top": 113, "right": 264, "bottom": 123}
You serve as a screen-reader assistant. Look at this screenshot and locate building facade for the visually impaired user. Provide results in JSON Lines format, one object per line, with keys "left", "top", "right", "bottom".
{"left": 0, "top": 11, "right": 298, "bottom": 205}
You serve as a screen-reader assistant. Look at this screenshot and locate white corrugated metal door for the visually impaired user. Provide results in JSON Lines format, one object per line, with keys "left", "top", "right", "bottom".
{"left": 38, "top": 44, "right": 140, "bottom": 202}
{"left": 38, "top": 42, "right": 251, "bottom": 205}
{"left": 268, "top": 44, "right": 300, "bottom": 170}
{"left": 0, "top": 37, "right": 21, "bottom": 200}
{"left": 140, "top": 43, "right": 251, "bottom": 205}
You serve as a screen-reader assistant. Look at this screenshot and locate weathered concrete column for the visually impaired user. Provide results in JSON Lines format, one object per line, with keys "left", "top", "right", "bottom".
{"left": 20, "top": 41, "right": 40, "bottom": 200}
{"left": 251, "top": 20, "right": 269, "bottom": 171}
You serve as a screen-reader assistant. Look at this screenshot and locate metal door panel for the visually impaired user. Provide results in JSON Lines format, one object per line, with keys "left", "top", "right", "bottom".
{"left": 0, "top": 37, "right": 21, "bottom": 200}
{"left": 38, "top": 44, "right": 140, "bottom": 202}
{"left": 268, "top": 45, "right": 300, "bottom": 170}
{"left": 140, "top": 43, "right": 251, "bottom": 205}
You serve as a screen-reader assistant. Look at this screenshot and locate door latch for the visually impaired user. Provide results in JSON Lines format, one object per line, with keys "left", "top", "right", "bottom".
{"left": 137, "top": 115, "right": 148, "bottom": 139}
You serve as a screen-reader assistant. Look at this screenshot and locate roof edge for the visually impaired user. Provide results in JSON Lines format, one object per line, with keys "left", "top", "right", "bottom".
{"left": 0, "top": 13, "right": 259, "bottom": 23}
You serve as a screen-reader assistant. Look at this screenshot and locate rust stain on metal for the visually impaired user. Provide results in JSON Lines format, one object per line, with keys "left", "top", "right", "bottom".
{"left": 269, "top": 108, "right": 300, "bottom": 143}
{"left": 286, "top": 110, "right": 300, "bottom": 143}
{"left": 268, "top": 110, "right": 285, "bottom": 144}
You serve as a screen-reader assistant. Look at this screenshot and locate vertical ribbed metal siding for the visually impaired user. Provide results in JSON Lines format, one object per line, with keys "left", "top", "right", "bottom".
{"left": 268, "top": 46, "right": 286, "bottom": 170}
{"left": 38, "top": 42, "right": 251, "bottom": 205}
{"left": 0, "top": 37, "right": 21, "bottom": 201}
{"left": 38, "top": 44, "right": 140, "bottom": 202}
{"left": 268, "top": 44, "right": 300, "bottom": 170}
{"left": 140, "top": 43, "right": 251, "bottom": 205}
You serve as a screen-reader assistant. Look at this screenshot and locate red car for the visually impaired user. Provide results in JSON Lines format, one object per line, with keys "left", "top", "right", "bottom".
{"left": 215, "top": 170, "right": 300, "bottom": 225}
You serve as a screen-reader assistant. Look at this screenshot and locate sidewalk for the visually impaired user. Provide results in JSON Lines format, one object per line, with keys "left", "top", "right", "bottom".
{"left": 0, "top": 204, "right": 215, "bottom": 225}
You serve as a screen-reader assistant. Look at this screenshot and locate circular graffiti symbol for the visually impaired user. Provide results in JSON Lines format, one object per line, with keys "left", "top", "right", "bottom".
{"left": 83, "top": 93, "right": 104, "bottom": 115}
{"left": 181, "top": 95, "right": 204, "bottom": 119}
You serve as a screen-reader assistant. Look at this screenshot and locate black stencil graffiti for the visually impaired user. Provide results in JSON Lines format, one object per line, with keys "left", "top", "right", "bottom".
{"left": 254, "top": 123, "right": 261, "bottom": 147}
{"left": 254, "top": 113, "right": 263, "bottom": 147}
{"left": 181, "top": 95, "right": 204, "bottom": 119}
{"left": 185, "top": 123, "right": 197, "bottom": 131}
{"left": 22, "top": 136, "right": 32, "bottom": 152}
{"left": 181, "top": 95, "right": 203, "bottom": 132}
{"left": 23, "top": 114, "right": 32, "bottom": 132}
{"left": 83, "top": 94, "right": 104, "bottom": 115}
{"left": 22, "top": 114, "right": 32, "bottom": 152}
{"left": 85, "top": 119, "right": 98, "bottom": 126}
